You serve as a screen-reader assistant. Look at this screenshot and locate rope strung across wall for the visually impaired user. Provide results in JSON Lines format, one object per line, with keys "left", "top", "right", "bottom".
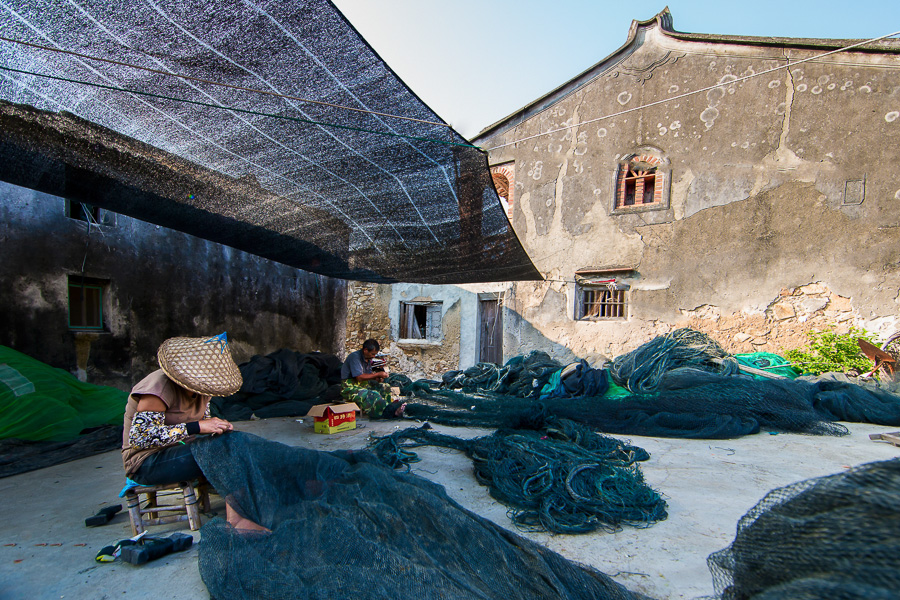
{"left": 485, "top": 29, "right": 900, "bottom": 151}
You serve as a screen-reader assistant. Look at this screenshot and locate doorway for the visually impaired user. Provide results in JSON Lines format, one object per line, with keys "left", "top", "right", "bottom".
{"left": 479, "top": 296, "right": 502, "bottom": 365}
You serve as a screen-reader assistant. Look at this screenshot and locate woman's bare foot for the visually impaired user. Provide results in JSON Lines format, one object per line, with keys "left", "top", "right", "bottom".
{"left": 225, "top": 502, "right": 271, "bottom": 533}
{"left": 395, "top": 402, "right": 407, "bottom": 417}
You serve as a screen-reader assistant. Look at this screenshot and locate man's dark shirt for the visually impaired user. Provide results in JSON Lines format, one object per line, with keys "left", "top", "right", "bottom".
{"left": 341, "top": 349, "right": 372, "bottom": 380}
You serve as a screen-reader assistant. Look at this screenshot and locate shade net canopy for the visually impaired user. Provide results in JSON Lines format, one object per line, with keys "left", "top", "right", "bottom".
{"left": 0, "top": 0, "right": 541, "bottom": 284}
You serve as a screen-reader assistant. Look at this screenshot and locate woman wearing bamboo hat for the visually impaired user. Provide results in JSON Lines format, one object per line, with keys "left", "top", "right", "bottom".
{"left": 121, "top": 333, "right": 265, "bottom": 531}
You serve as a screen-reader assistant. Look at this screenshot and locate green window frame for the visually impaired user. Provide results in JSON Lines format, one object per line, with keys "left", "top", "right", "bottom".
{"left": 68, "top": 278, "right": 104, "bottom": 330}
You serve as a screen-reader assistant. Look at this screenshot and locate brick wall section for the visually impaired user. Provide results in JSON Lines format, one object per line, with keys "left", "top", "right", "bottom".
{"left": 682, "top": 282, "right": 863, "bottom": 355}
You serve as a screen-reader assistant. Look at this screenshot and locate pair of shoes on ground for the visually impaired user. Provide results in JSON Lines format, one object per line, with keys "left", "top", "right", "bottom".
{"left": 85, "top": 504, "right": 122, "bottom": 527}
{"left": 95, "top": 532, "right": 193, "bottom": 565}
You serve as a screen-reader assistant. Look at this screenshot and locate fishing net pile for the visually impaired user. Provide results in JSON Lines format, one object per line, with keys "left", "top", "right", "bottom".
{"left": 211, "top": 350, "right": 343, "bottom": 421}
{"left": 396, "top": 329, "right": 900, "bottom": 439}
{"left": 0, "top": 344, "right": 127, "bottom": 476}
{"left": 608, "top": 328, "right": 740, "bottom": 393}
{"left": 191, "top": 431, "right": 647, "bottom": 600}
{"left": 439, "top": 351, "right": 571, "bottom": 397}
{"left": 708, "top": 457, "right": 900, "bottom": 599}
{"left": 368, "top": 416, "right": 666, "bottom": 534}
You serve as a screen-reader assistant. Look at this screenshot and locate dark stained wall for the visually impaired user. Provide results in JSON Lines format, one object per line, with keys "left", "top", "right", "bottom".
{"left": 0, "top": 180, "right": 347, "bottom": 390}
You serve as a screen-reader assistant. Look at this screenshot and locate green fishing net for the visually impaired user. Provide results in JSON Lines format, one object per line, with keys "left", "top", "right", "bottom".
{"left": 0, "top": 345, "right": 126, "bottom": 441}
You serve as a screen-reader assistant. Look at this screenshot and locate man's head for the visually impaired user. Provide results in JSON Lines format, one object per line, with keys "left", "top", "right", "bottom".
{"left": 361, "top": 338, "right": 380, "bottom": 360}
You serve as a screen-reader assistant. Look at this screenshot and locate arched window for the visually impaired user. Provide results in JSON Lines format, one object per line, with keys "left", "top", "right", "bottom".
{"left": 491, "top": 173, "right": 510, "bottom": 202}
{"left": 614, "top": 153, "right": 668, "bottom": 212}
{"left": 490, "top": 163, "right": 515, "bottom": 220}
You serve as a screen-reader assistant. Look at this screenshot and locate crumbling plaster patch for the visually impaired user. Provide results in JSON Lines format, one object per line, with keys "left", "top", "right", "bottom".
{"left": 683, "top": 281, "right": 899, "bottom": 355}
{"left": 670, "top": 167, "right": 694, "bottom": 221}
{"left": 16, "top": 277, "right": 55, "bottom": 312}
{"left": 744, "top": 69, "right": 836, "bottom": 200}
{"left": 634, "top": 179, "right": 900, "bottom": 318}
{"left": 343, "top": 281, "right": 390, "bottom": 360}
{"left": 521, "top": 180, "right": 644, "bottom": 275}
{"left": 509, "top": 279, "right": 899, "bottom": 365}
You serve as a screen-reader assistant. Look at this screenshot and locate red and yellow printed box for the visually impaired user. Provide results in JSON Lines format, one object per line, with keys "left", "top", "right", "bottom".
{"left": 306, "top": 402, "right": 360, "bottom": 434}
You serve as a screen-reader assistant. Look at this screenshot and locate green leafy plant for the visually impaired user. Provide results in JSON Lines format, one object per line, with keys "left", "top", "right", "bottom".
{"left": 784, "top": 327, "right": 879, "bottom": 376}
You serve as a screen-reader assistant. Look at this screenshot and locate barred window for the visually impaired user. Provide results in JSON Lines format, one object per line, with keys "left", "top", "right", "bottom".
{"left": 575, "top": 274, "right": 629, "bottom": 321}
{"left": 617, "top": 162, "right": 660, "bottom": 208}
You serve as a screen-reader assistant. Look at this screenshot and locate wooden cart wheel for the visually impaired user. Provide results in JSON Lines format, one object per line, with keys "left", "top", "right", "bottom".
{"left": 879, "top": 332, "right": 900, "bottom": 381}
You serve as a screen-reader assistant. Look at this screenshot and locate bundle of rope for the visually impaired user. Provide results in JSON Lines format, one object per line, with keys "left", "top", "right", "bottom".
{"left": 369, "top": 415, "right": 667, "bottom": 534}
{"left": 609, "top": 328, "right": 740, "bottom": 394}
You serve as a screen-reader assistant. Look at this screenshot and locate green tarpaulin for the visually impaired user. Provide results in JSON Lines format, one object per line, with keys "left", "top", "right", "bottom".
{"left": 0, "top": 345, "right": 126, "bottom": 441}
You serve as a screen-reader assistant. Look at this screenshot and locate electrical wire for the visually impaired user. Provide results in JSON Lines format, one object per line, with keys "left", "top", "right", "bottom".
{"left": 485, "top": 30, "right": 900, "bottom": 151}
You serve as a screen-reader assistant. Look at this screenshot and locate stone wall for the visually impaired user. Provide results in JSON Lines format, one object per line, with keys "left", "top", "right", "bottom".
{"left": 343, "top": 281, "right": 390, "bottom": 356}
{"left": 684, "top": 282, "right": 867, "bottom": 355}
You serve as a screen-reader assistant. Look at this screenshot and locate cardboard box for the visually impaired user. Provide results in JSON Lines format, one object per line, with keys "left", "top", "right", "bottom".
{"left": 306, "top": 402, "right": 360, "bottom": 434}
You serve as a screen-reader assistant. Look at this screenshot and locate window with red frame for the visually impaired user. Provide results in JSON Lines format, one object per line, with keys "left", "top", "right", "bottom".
{"left": 616, "top": 161, "right": 661, "bottom": 209}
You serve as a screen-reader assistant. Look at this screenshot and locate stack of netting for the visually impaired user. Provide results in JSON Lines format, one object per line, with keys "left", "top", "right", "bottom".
{"left": 440, "top": 351, "right": 565, "bottom": 397}
{"left": 608, "top": 328, "right": 740, "bottom": 393}
{"left": 402, "top": 373, "right": 848, "bottom": 439}
{"left": 188, "top": 431, "right": 900, "bottom": 599}
{"left": 708, "top": 457, "right": 900, "bottom": 599}
{"left": 191, "top": 432, "right": 646, "bottom": 600}
{"left": 399, "top": 329, "right": 900, "bottom": 439}
{"left": 211, "top": 350, "right": 343, "bottom": 421}
{"left": 368, "top": 416, "right": 667, "bottom": 534}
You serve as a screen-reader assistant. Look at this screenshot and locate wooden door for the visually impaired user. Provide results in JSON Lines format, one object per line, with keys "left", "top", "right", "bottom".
{"left": 479, "top": 299, "right": 502, "bottom": 365}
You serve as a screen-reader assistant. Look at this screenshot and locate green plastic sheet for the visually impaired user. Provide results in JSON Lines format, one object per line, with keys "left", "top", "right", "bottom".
{"left": 0, "top": 345, "right": 126, "bottom": 441}
{"left": 735, "top": 352, "right": 800, "bottom": 380}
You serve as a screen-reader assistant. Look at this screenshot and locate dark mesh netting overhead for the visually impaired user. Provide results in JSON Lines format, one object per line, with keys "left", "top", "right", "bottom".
{"left": 190, "top": 432, "right": 647, "bottom": 600}
{"left": 707, "top": 457, "right": 900, "bottom": 599}
{"left": 0, "top": 0, "right": 540, "bottom": 283}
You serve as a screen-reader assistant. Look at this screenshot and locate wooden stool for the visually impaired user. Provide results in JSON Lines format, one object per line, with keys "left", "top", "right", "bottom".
{"left": 124, "top": 480, "right": 211, "bottom": 536}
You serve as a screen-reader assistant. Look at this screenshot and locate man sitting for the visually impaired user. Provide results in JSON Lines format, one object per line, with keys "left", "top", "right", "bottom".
{"left": 340, "top": 339, "right": 405, "bottom": 419}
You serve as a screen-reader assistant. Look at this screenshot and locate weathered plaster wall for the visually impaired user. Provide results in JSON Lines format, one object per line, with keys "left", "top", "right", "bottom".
{"left": 0, "top": 181, "right": 347, "bottom": 390}
{"left": 344, "top": 281, "right": 514, "bottom": 379}
{"left": 476, "top": 22, "right": 900, "bottom": 360}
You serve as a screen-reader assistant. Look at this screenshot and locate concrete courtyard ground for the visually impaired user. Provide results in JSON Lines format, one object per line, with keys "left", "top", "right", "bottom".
{"left": 1, "top": 416, "right": 898, "bottom": 600}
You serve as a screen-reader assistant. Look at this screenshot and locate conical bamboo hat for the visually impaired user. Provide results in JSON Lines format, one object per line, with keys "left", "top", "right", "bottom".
{"left": 157, "top": 333, "right": 242, "bottom": 396}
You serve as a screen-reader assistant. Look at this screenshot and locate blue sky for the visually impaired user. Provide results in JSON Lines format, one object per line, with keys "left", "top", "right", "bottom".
{"left": 332, "top": 1, "right": 899, "bottom": 138}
